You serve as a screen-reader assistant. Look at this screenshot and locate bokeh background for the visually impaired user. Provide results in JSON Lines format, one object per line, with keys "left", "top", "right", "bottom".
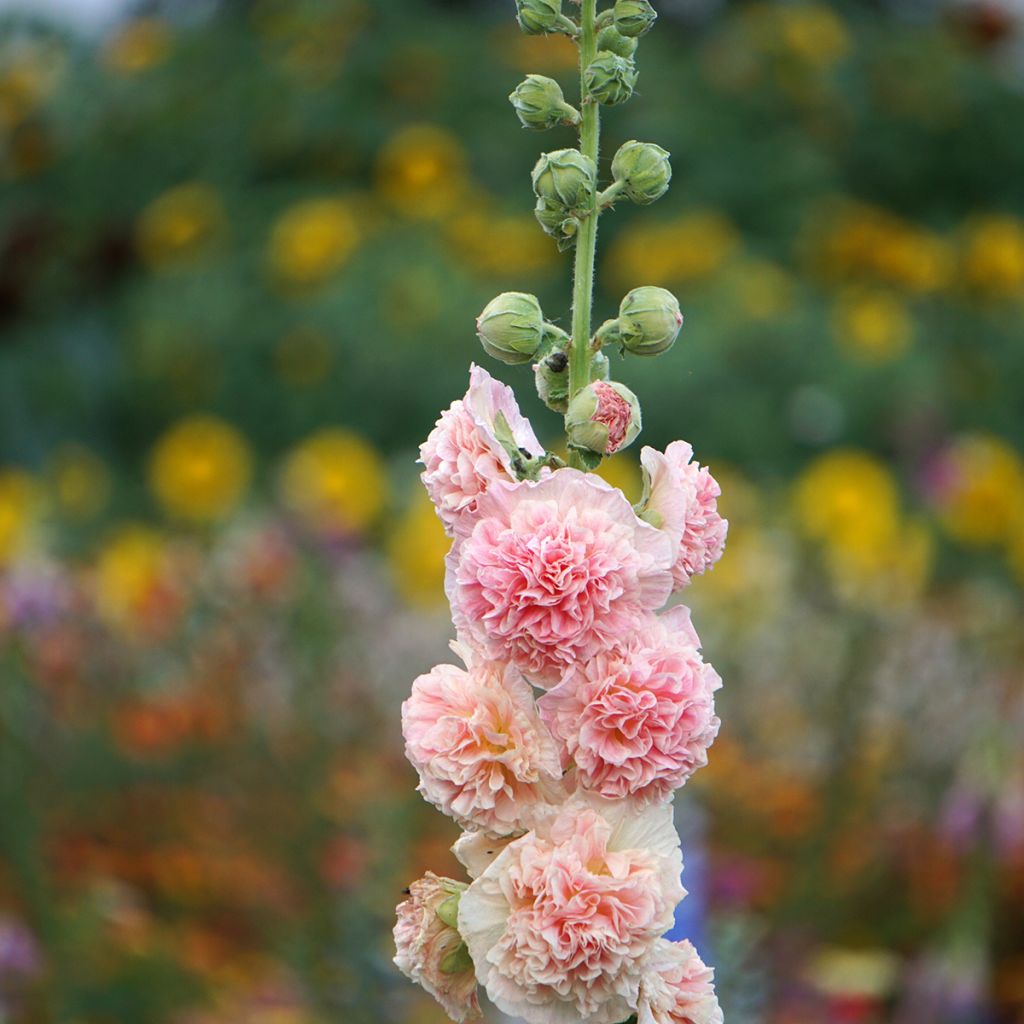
{"left": 1, "top": 0, "right": 1023, "bottom": 1021}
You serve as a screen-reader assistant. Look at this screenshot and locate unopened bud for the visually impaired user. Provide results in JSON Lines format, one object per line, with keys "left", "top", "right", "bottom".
{"left": 566, "top": 380, "right": 642, "bottom": 456}
{"left": 610, "top": 140, "right": 672, "bottom": 205}
{"left": 532, "top": 149, "right": 597, "bottom": 209}
{"left": 618, "top": 286, "right": 683, "bottom": 356}
{"left": 584, "top": 51, "right": 638, "bottom": 106}
{"left": 613, "top": 0, "right": 657, "bottom": 37}
{"left": 534, "top": 197, "right": 578, "bottom": 251}
{"left": 597, "top": 25, "right": 638, "bottom": 58}
{"left": 534, "top": 350, "right": 571, "bottom": 412}
{"left": 476, "top": 292, "right": 546, "bottom": 365}
{"left": 516, "top": 0, "right": 563, "bottom": 34}
{"left": 509, "top": 75, "right": 580, "bottom": 130}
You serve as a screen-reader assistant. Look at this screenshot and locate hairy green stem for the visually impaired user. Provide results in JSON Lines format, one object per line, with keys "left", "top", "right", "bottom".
{"left": 567, "top": 0, "right": 601, "bottom": 469}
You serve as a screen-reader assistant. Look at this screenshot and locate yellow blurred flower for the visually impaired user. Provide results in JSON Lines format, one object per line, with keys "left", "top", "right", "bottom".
{"left": 447, "top": 201, "right": 557, "bottom": 277}
{"left": 934, "top": 433, "right": 1024, "bottom": 547}
{"left": 495, "top": 26, "right": 580, "bottom": 73}
{"left": 102, "top": 17, "right": 173, "bottom": 76}
{"left": 0, "top": 39, "right": 66, "bottom": 130}
{"left": 148, "top": 416, "right": 252, "bottom": 524}
{"left": 267, "top": 198, "right": 359, "bottom": 287}
{"left": 47, "top": 444, "right": 111, "bottom": 521}
{"left": 810, "top": 200, "right": 953, "bottom": 294}
{"left": 0, "top": 469, "right": 40, "bottom": 565}
{"left": 374, "top": 123, "right": 468, "bottom": 220}
{"left": 830, "top": 289, "right": 912, "bottom": 364}
{"left": 826, "top": 516, "right": 933, "bottom": 608}
{"left": 136, "top": 183, "right": 225, "bottom": 270}
{"left": 776, "top": 5, "right": 850, "bottom": 68}
{"left": 794, "top": 450, "right": 934, "bottom": 606}
{"left": 273, "top": 326, "right": 334, "bottom": 388}
{"left": 793, "top": 449, "right": 901, "bottom": 551}
{"left": 607, "top": 211, "right": 739, "bottom": 290}
{"left": 960, "top": 214, "right": 1024, "bottom": 300}
{"left": 388, "top": 492, "right": 450, "bottom": 607}
{"left": 94, "top": 524, "right": 173, "bottom": 632}
{"left": 280, "top": 429, "right": 386, "bottom": 536}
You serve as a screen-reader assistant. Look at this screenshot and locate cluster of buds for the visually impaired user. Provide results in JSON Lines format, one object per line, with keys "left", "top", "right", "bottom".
{"left": 396, "top": 3, "right": 727, "bottom": 1024}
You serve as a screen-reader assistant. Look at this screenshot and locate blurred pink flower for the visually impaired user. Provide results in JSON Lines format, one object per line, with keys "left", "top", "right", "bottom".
{"left": 420, "top": 364, "right": 545, "bottom": 537}
{"left": 638, "top": 938, "right": 722, "bottom": 1024}
{"left": 458, "top": 793, "right": 684, "bottom": 1024}
{"left": 402, "top": 643, "right": 565, "bottom": 836}
{"left": 639, "top": 442, "right": 728, "bottom": 589}
{"left": 447, "top": 469, "right": 675, "bottom": 687}
{"left": 394, "top": 872, "right": 482, "bottom": 1023}
{"left": 538, "top": 606, "right": 721, "bottom": 804}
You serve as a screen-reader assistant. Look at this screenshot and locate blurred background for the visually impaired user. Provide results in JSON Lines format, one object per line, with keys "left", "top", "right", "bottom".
{"left": 1, "top": 0, "right": 1023, "bottom": 1021}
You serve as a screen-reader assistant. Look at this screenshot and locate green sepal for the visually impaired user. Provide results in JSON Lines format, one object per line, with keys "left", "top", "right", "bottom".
{"left": 435, "top": 893, "right": 461, "bottom": 930}
{"left": 568, "top": 445, "right": 604, "bottom": 471}
{"left": 440, "top": 941, "right": 474, "bottom": 975}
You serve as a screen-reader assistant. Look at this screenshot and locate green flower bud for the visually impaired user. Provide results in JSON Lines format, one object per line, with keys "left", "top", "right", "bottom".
{"left": 516, "top": 0, "right": 562, "bottom": 34}
{"left": 476, "top": 292, "right": 546, "bottom": 365}
{"left": 534, "top": 349, "right": 570, "bottom": 412}
{"left": 509, "top": 75, "right": 580, "bottom": 130}
{"left": 531, "top": 149, "right": 597, "bottom": 210}
{"left": 610, "top": 140, "right": 672, "bottom": 205}
{"left": 533, "top": 197, "right": 578, "bottom": 251}
{"left": 617, "top": 286, "right": 684, "bottom": 356}
{"left": 596, "top": 25, "right": 638, "bottom": 58}
{"left": 534, "top": 349, "right": 609, "bottom": 413}
{"left": 613, "top": 0, "right": 658, "bottom": 37}
{"left": 566, "top": 380, "right": 642, "bottom": 456}
{"left": 583, "top": 51, "right": 638, "bottom": 107}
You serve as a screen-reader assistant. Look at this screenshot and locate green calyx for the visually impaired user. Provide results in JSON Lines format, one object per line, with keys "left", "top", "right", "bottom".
{"left": 510, "top": 75, "right": 581, "bottom": 131}
{"left": 617, "top": 285, "right": 684, "bottom": 356}
{"left": 439, "top": 941, "right": 474, "bottom": 975}
{"left": 534, "top": 197, "right": 579, "bottom": 251}
{"left": 596, "top": 24, "right": 638, "bottom": 58}
{"left": 515, "top": 0, "right": 562, "bottom": 34}
{"left": 476, "top": 291, "right": 547, "bottom": 364}
{"left": 613, "top": 0, "right": 658, "bottom": 37}
{"left": 532, "top": 148, "right": 598, "bottom": 209}
{"left": 535, "top": 346, "right": 608, "bottom": 413}
{"left": 583, "top": 51, "right": 638, "bottom": 106}
{"left": 610, "top": 140, "right": 672, "bottom": 205}
{"left": 565, "top": 379, "right": 642, "bottom": 456}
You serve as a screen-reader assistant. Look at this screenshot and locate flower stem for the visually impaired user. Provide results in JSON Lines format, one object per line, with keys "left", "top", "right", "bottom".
{"left": 567, "top": 0, "right": 601, "bottom": 469}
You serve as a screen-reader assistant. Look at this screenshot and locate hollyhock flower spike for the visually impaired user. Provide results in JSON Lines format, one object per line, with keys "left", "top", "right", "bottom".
{"left": 420, "top": 364, "right": 546, "bottom": 537}
{"left": 398, "top": 1, "right": 727, "bottom": 1018}
{"left": 538, "top": 605, "right": 722, "bottom": 804}
{"left": 447, "top": 467, "right": 675, "bottom": 687}
{"left": 639, "top": 441, "right": 729, "bottom": 588}
{"left": 458, "top": 792, "right": 685, "bottom": 1024}
{"left": 402, "top": 642, "right": 566, "bottom": 836}
{"left": 638, "top": 938, "right": 723, "bottom": 1024}
{"left": 394, "top": 872, "right": 482, "bottom": 1023}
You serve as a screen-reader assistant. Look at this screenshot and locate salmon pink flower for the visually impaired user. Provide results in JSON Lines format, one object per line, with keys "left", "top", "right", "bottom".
{"left": 457, "top": 792, "right": 684, "bottom": 1024}
{"left": 420, "top": 365, "right": 546, "bottom": 537}
{"left": 538, "top": 606, "right": 721, "bottom": 803}
{"left": 447, "top": 468, "right": 675, "bottom": 687}
{"left": 639, "top": 442, "right": 728, "bottom": 589}
{"left": 394, "top": 872, "right": 482, "bottom": 1023}
{"left": 402, "top": 643, "right": 565, "bottom": 836}
{"left": 638, "top": 938, "right": 722, "bottom": 1024}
